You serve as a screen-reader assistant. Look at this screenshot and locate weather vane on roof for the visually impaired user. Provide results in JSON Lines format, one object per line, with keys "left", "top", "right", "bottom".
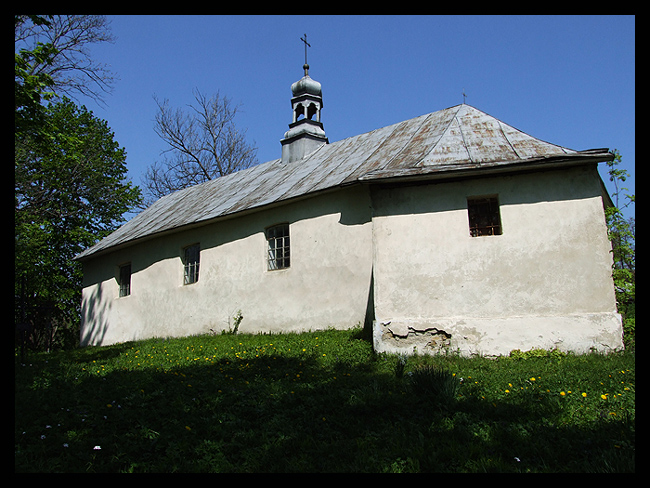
{"left": 300, "top": 34, "right": 311, "bottom": 75}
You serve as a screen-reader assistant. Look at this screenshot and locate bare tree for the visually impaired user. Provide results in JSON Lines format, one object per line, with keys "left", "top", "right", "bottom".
{"left": 141, "top": 89, "right": 258, "bottom": 206}
{"left": 15, "top": 15, "right": 117, "bottom": 105}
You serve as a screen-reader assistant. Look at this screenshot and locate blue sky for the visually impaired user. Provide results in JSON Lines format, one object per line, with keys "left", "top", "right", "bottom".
{"left": 79, "top": 15, "right": 635, "bottom": 219}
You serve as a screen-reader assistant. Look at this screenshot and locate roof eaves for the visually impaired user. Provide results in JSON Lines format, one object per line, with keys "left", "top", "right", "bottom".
{"left": 356, "top": 150, "right": 615, "bottom": 185}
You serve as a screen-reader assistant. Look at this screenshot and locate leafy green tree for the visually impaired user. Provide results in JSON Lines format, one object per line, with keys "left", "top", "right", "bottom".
{"left": 15, "top": 15, "right": 137, "bottom": 351}
{"left": 605, "top": 149, "right": 635, "bottom": 348}
{"left": 14, "top": 15, "right": 56, "bottom": 138}
{"left": 15, "top": 15, "right": 116, "bottom": 106}
{"left": 15, "top": 98, "right": 142, "bottom": 350}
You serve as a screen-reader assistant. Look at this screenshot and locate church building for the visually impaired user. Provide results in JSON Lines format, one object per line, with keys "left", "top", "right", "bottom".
{"left": 75, "top": 61, "right": 623, "bottom": 356}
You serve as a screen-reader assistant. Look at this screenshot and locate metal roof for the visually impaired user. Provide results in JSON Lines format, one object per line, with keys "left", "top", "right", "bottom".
{"left": 75, "top": 104, "right": 613, "bottom": 260}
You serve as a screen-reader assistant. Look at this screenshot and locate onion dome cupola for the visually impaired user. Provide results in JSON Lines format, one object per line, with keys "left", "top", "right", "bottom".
{"left": 280, "top": 35, "right": 328, "bottom": 163}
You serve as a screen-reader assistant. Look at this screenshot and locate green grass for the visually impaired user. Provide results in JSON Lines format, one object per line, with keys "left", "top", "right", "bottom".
{"left": 15, "top": 327, "right": 635, "bottom": 472}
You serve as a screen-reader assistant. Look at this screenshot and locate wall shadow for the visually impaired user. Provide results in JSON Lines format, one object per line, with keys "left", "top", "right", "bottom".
{"left": 79, "top": 278, "right": 111, "bottom": 347}
{"left": 370, "top": 164, "right": 605, "bottom": 218}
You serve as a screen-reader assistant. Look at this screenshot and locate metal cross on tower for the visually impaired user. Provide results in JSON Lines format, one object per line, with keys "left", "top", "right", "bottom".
{"left": 300, "top": 34, "right": 311, "bottom": 75}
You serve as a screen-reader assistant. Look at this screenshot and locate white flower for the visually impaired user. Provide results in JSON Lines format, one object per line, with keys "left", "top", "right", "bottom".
{"left": 40, "top": 435, "right": 46, "bottom": 440}
{"left": 63, "top": 443, "right": 69, "bottom": 448}
{"left": 93, "top": 445, "right": 101, "bottom": 450}
{"left": 514, "top": 457, "right": 521, "bottom": 462}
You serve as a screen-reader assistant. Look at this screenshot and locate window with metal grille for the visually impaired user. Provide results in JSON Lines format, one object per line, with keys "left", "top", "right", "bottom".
{"left": 266, "top": 224, "right": 290, "bottom": 270}
{"left": 467, "top": 196, "right": 502, "bottom": 237}
{"left": 183, "top": 244, "right": 200, "bottom": 284}
{"left": 119, "top": 263, "right": 131, "bottom": 297}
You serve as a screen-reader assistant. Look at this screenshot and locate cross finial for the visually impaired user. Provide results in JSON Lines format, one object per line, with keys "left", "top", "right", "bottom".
{"left": 462, "top": 88, "right": 467, "bottom": 104}
{"left": 300, "top": 34, "right": 311, "bottom": 75}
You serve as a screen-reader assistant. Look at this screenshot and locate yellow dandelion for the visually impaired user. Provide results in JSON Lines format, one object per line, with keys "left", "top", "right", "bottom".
{"left": 582, "top": 392, "right": 587, "bottom": 397}
{"left": 529, "top": 377, "right": 536, "bottom": 382}
{"left": 601, "top": 394, "right": 608, "bottom": 400}
{"left": 185, "top": 426, "right": 191, "bottom": 431}
{"left": 560, "top": 391, "right": 566, "bottom": 396}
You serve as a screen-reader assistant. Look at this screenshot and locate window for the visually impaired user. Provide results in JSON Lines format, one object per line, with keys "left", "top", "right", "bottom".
{"left": 118, "top": 263, "right": 131, "bottom": 297}
{"left": 183, "top": 244, "right": 200, "bottom": 284}
{"left": 467, "top": 196, "right": 502, "bottom": 237}
{"left": 266, "top": 224, "right": 290, "bottom": 270}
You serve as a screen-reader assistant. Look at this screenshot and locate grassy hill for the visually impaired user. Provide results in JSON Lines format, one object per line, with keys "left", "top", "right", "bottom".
{"left": 15, "top": 327, "right": 635, "bottom": 472}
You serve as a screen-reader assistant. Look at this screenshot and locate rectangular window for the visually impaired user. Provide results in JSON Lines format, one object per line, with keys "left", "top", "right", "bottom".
{"left": 266, "top": 223, "right": 290, "bottom": 270}
{"left": 118, "top": 263, "right": 131, "bottom": 297}
{"left": 183, "top": 244, "right": 200, "bottom": 284}
{"left": 467, "top": 196, "right": 502, "bottom": 237}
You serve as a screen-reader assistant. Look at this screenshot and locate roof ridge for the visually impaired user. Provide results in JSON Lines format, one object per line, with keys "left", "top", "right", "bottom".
{"left": 452, "top": 105, "right": 473, "bottom": 163}
{"left": 376, "top": 113, "right": 434, "bottom": 170}
{"left": 368, "top": 106, "right": 465, "bottom": 173}
{"left": 496, "top": 119, "right": 522, "bottom": 160}
{"left": 461, "top": 105, "right": 578, "bottom": 156}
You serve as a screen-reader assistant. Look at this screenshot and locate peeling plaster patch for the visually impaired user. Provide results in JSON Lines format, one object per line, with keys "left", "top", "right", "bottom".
{"left": 375, "top": 313, "right": 623, "bottom": 357}
{"left": 382, "top": 321, "right": 452, "bottom": 351}
{"left": 425, "top": 329, "right": 452, "bottom": 349}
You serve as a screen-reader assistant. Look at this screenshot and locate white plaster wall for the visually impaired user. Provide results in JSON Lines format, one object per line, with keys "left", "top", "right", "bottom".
{"left": 80, "top": 186, "right": 373, "bottom": 346}
{"left": 80, "top": 164, "right": 623, "bottom": 356}
{"left": 371, "top": 165, "right": 623, "bottom": 356}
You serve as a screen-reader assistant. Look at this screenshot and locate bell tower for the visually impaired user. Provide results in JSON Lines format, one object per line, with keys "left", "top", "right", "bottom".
{"left": 280, "top": 35, "right": 328, "bottom": 163}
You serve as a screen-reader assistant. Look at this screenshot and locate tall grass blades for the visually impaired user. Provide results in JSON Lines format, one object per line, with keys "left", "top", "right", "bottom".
{"left": 408, "top": 364, "right": 461, "bottom": 406}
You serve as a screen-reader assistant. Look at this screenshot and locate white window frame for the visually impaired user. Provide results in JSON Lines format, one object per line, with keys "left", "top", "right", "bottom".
{"left": 118, "top": 263, "right": 131, "bottom": 297}
{"left": 266, "top": 223, "right": 290, "bottom": 271}
{"left": 183, "top": 243, "right": 200, "bottom": 285}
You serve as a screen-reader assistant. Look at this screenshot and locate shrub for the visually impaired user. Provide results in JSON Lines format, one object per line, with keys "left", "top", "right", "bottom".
{"left": 408, "top": 364, "right": 460, "bottom": 405}
{"left": 508, "top": 348, "right": 566, "bottom": 360}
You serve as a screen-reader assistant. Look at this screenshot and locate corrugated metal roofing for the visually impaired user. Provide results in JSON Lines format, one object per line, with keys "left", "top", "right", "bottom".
{"left": 75, "top": 104, "right": 612, "bottom": 260}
